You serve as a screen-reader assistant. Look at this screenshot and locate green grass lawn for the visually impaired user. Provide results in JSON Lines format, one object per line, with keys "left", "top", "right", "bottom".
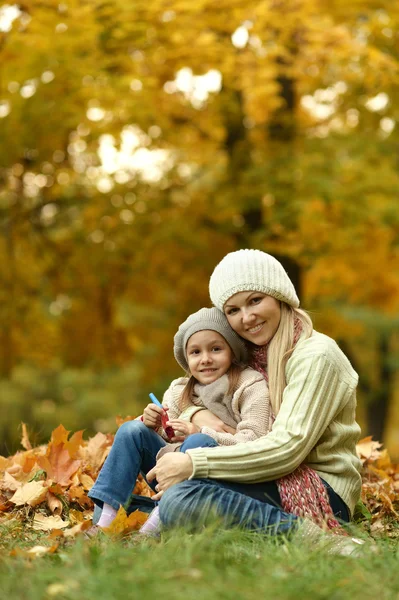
{"left": 1, "top": 520, "right": 398, "bottom": 600}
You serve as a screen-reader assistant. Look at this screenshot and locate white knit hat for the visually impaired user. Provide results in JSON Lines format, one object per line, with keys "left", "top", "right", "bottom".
{"left": 209, "top": 249, "right": 300, "bottom": 310}
{"left": 174, "top": 307, "right": 248, "bottom": 372}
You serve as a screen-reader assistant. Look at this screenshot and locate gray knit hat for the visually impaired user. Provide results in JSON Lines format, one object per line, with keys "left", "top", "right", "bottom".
{"left": 174, "top": 307, "right": 248, "bottom": 372}
{"left": 209, "top": 249, "right": 300, "bottom": 310}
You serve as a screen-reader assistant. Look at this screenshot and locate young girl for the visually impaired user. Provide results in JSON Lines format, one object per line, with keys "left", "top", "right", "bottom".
{"left": 88, "top": 307, "right": 271, "bottom": 534}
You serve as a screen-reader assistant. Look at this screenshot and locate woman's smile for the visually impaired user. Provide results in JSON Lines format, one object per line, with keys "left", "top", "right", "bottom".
{"left": 224, "top": 292, "right": 281, "bottom": 345}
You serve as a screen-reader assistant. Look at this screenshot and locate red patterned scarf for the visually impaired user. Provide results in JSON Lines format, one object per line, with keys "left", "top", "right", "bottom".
{"left": 249, "top": 317, "right": 343, "bottom": 532}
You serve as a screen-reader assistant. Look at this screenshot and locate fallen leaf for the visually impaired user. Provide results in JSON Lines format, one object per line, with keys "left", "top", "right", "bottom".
{"left": 84, "top": 432, "right": 112, "bottom": 471}
{"left": 79, "top": 473, "right": 94, "bottom": 490}
{"left": 62, "top": 520, "right": 92, "bottom": 538}
{"left": 38, "top": 444, "right": 81, "bottom": 486}
{"left": 47, "top": 491, "right": 63, "bottom": 515}
{"left": 104, "top": 506, "right": 147, "bottom": 535}
{"left": 356, "top": 436, "right": 383, "bottom": 463}
{"left": 32, "top": 514, "right": 69, "bottom": 530}
{"left": 20, "top": 423, "right": 32, "bottom": 451}
{"left": 115, "top": 415, "right": 135, "bottom": 428}
{"left": 10, "top": 544, "right": 59, "bottom": 558}
{"left": 1, "top": 471, "right": 21, "bottom": 492}
{"left": 0, "top": 456, "right": 10, "bottom": 472}
{"left": 10, "top": 481, "right": 48, "bottom": 507}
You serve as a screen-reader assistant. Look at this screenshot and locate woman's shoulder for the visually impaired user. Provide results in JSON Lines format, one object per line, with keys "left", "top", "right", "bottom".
{"left": 290, "top": 330, "right": 358, "bottom": 384}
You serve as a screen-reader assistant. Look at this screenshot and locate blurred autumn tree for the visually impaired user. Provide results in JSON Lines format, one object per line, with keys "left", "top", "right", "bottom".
{"left": 0, "top": 0, "right": 398, "bottom": 453}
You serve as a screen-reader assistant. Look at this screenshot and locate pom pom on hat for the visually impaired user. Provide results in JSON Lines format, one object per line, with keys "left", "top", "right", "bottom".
{"left": 174, "top": 307, "right": 248, "bottom": 372}
{"left": 209, "top": 249, "right": 300, "bottom": 310}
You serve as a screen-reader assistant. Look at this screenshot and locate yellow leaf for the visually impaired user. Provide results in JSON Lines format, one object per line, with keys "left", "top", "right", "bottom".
{"left": 20, "top": 422, "right": 32, "bottom": 450}
{"left": 79, "top": 473, "right": 94, "bottom": 490}
{"left": 32, "top": 514, "right": 69, "bottom": 530}
{"left": 10, "top": 481, "right": 48, "bottom": 507}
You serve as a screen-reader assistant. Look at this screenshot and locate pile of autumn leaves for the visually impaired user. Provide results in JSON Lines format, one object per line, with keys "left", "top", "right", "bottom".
{"left": 1, "top": 421, "right": 399, "bottom": 556}
{"left": 0, "top": 420, "right": 150, "bottom": 555}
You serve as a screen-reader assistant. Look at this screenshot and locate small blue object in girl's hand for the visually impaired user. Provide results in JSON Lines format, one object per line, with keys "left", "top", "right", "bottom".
{"left": 149, "top": 393, "right": 162, "bottom": 408}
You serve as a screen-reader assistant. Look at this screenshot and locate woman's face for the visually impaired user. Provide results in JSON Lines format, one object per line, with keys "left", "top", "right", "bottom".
{"left": 223, "top": 292, "right": 281, "bottom": 346}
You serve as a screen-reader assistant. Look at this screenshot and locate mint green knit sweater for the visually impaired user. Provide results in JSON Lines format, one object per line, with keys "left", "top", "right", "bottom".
{"left": 186, "top": 331, "right": 363, "bottom": 516}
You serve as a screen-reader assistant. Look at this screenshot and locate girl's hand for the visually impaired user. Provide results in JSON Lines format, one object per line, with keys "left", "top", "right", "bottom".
{"left": 167, "top": 419, "right": 200, "bottom": 440}
{"left": 142, "top": 403, "right": 163, "bottom": 429}
{"left": 147, "top": 453, "right": 193, "bottom": 500}
{"left": 191, "top": 409, "right": 236, "bottom": 434}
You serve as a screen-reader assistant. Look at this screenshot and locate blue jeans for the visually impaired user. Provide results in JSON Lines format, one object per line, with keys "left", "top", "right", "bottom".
{"left": 88, "top": 421, "right": 218, "bottom": 514}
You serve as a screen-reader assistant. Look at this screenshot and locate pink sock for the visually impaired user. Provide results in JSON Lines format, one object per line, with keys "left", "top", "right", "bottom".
{"left": 139, "top": 506, "right": 161, "bottom": 535}
{"left": 97, "top": 502, "right": 117, "bottom": 528}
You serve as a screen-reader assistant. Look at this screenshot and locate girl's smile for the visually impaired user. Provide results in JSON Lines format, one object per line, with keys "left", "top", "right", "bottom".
{"left": 186, "top": 330, "right": 233, "bottom": 385}
{"left": 224, "top": 292, "right": 281, "bottom": 345}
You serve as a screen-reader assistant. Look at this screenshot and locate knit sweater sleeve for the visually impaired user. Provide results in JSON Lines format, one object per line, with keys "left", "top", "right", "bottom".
{"left": 200, "top": 377, "right": 271, "bottom": 445}
{"left": 186, "top": 338, "right": 358, "bottom": 483}
{"left": 157, "top": 378, "right": 188, "bottom": 439}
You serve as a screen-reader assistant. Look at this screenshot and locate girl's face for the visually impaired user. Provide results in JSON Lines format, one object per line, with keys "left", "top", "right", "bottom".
{"left": 224, "top": 292, "right": 281, "bottom": 346}
{"left": 186, "top": 330, "right": 233, "bottom": 385}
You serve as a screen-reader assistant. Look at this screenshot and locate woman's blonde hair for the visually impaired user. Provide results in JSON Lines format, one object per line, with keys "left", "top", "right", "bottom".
{"left": 179, "top": 362, "right": 243, "bottom": 412}
{"left": 267, "top": 304, "right": 313, "bottom": 416}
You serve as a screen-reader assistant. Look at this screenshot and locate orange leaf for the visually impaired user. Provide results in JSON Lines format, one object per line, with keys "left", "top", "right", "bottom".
{"left": 65, "top": 430, "right": 85, "bottom": 458}
{"left": 104, "top": 506, "right": 147, "bottom": 536}
{"left": 38, "top": 446, "right": 81, "bottom": 487}
{"left": 20, "top": 423, "right": 32, "bottom": 451}
{"left": 51, "top": 425, "right": 70, "bottom": 446}
{"left": 115, "top": 415, "right": 135, "bottom": 428}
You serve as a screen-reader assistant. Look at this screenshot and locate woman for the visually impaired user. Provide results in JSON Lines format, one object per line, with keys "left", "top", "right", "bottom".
{"left": 148, "top": 249, "right": 363, "bottom": 538}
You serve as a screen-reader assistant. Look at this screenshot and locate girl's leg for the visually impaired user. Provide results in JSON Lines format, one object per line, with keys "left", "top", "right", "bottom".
{"left": 88, "top": 420, "right": 166, "bottom": 511}
{"left": 179, "top": 433, "right": 219, "bottom": 452}
{"left": 158, "top": 479, "right": 296, "bottom": 535}
{"left": 139, "top": 433, "right": 218, "bottom": 535}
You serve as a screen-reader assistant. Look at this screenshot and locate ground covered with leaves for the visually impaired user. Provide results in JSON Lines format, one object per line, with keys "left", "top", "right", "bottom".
{"left": 1, "top": 423, "right": 399, "bottom": 600}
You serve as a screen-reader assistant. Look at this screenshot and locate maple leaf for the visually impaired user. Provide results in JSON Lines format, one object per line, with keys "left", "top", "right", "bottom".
{"left": 83, "top": 432, "right": 112, "bottom": 471}
{"left": 103, "top": 506, "right": 148, "bottom": 536}
{"left": 10, "top": 481, "right": 48, "bottom": 507}
{"left": 115, "top": 415, "right": 135, "bottom": 428}
{"left": 32, "top": 514, "right": 70, "bottom": 530}
{"left": 356, "top": 436, "right": 383, "bottom": 464}
{"left": 37, "top": 425, "right": 81, "bottom": 486}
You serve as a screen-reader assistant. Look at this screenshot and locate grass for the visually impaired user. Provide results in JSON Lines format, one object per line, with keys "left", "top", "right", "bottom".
{"left": 1, "top": 519, "right": 399, "bottom": 600}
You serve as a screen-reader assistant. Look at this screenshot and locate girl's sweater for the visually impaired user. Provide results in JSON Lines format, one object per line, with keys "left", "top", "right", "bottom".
{"left": 184, "top": 331, "right": 363, "bottom": 516}
{"left": 162, "top": 368, "right": 272, "bottom": 445}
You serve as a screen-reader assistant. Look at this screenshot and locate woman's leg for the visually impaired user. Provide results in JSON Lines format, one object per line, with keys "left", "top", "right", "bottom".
{"left": 88, "top": 420, "right": 166, "bottom": 511}
{"left": 158, "top": 479, "right": 296, "bottom": 534}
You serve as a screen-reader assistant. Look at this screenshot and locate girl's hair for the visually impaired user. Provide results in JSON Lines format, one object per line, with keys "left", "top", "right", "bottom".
{"left": 267, "top": 304, "right": 313, "bottom": 416}
{"left": 179, "top": 362, "right": 243, "bottom": 412}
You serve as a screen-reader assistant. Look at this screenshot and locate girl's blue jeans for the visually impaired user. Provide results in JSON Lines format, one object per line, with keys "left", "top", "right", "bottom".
{"left": 89, "top": 420, "right": 349, "bottom": 534}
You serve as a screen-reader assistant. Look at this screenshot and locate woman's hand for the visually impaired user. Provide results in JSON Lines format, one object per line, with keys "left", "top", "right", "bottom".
{"left": 191, "top": 409, "right": 236, "bottom": 434}
{"left": 167, "top": 419, "right": 200, "bottom": 440}
{"left": 142, "top": 403, "right": 163, "bottom": 429}
{"left": 147, "top": 453, "right": 193, "bottom": 500}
